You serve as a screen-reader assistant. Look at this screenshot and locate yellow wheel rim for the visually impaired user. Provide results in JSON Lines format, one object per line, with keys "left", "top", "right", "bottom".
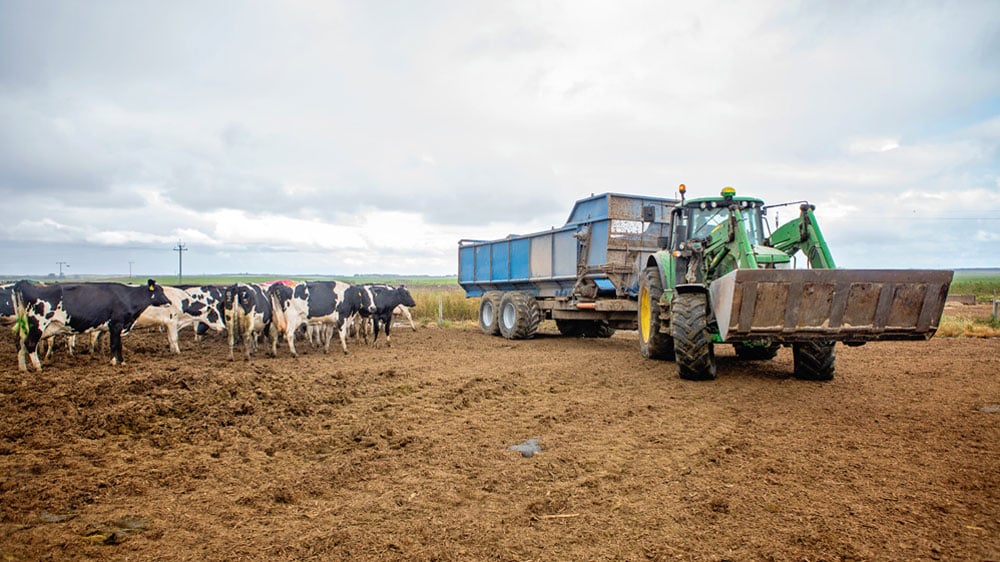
{"left": 639, "top": 286, "right": 651, "bottom": 342}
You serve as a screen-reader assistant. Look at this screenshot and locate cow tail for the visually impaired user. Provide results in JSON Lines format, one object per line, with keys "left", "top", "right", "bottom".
{"left": 270, "top": 292, "right": 287, "bottom": 334}
{"left": 11, "top": 283, "right": 28, "bottom": 341}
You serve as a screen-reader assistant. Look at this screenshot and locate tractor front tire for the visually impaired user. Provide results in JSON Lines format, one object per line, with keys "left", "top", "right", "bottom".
{"left": 478, "top": 291, "right": 502, "bottom": 336}
{"left": 499, "top": 292, "right": 541, "bottom": 340}
{"left": 638, "top": 266, "right": 675, "bottom": 360}
{"left": 793, "top": 341, "right": 835, "bottom": 381}
{"left": 671, "top": 292, "right": 716, "bottom": 380}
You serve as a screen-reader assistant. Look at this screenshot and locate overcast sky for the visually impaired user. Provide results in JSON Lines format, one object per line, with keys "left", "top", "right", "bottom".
{"left": 1, "top": 1, "right": 998, "bottom": 278}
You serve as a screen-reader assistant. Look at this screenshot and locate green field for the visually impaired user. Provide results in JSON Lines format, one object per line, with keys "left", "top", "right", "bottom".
{"left": 950, "top": 269, "right": 1000, "bottom": 301}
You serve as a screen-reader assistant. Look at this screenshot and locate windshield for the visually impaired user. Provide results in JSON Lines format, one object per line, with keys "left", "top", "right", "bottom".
{"left": 688, "top": 205, "right": 765, "bottom": 244}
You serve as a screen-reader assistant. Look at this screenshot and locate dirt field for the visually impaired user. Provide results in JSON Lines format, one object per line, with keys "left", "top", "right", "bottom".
{"left": 1, "top": 317, "right": 997, "bottom": 561}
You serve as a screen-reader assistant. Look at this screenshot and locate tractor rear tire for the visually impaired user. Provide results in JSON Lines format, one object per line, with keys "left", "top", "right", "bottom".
{"left": 499, "top": 292, "right": 541, "bottom": 340}
{"left": 792, "top": 341, "right": 835, "bottom": 381}
{"left": 671, "top": 292, "right": 716, "bottom": 380}
{"left": 734, "top": 342, "right": 780, "bottom": 361}
{"left": 478, "top": 291, "right": 502, "bottom": 336}
{"left": 638, "top": 266, "right": 675, "bottom": 360}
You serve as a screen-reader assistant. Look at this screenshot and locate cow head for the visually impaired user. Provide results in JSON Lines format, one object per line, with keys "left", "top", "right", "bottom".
{"left": 147, "top": 279, "right": 171, "bottom": 308}
{"left": 396, "top": 285, "right": 416, "bottom": 308}
{"left": 360, "top": 285, "right": 376, "bottom": 314}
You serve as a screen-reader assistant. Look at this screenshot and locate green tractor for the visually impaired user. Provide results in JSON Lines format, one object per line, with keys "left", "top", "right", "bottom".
{"left": 638, "top": 186, "right": 953, "bottom": 381}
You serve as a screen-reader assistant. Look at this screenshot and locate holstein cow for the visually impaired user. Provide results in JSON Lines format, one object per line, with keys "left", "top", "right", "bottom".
{"left": 68, "top": 285, "right": 199, "bottom": 356}
{"left": 0, "top": 283, "right": 15, "bottom": 328}
{"left": 13, "top": 279, "right": 171, "bottom": 371}
{"left": 225, "top": 283, "right": 277, "bottom": 361}
{"left": 176, "top": 285, "right": 228, "bottom": 340}
{"left": 269, "top": 281, "right": 375, "bottom": 356}
{"left": 366, "top": 284, "right": 417, "bottom": 348}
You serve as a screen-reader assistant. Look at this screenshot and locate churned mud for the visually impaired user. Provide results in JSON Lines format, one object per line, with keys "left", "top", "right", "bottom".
{"left": 1, "top": 323, "right": 997, "bottom": 561}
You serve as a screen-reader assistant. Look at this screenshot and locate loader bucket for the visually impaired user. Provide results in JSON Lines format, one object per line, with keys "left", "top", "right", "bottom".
{"left": 709, "top": 269, "right": 953, "bottom": 343}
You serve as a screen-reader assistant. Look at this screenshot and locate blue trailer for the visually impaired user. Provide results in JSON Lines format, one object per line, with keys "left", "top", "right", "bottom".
{"left": 458, "top": 192, "right": 678, "bottom": 339}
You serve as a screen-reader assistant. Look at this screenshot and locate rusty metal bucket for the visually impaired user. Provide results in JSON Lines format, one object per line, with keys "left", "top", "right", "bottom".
{"left": 709, "top": 269, "right": 954, "bottom": 343}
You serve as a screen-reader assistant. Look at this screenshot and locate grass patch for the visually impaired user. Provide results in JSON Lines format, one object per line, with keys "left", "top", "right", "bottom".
{"left": 950, "top": 270, "right": 1000, "bottom": 302}
{"left": 408, "top": 286, "right": 479, "bottom": 323}
{"left": 938, "top": 306, "right": 1000, "bottom": 338}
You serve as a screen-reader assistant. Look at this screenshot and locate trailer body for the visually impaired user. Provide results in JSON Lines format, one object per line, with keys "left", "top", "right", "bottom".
{"left": 458, "top": 193, "right": 678, "bottom": 335}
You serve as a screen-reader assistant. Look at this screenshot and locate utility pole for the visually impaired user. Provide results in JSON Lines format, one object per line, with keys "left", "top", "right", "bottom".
{"left": 174, "top": 241, "right": 188, "bottom": 285}
{"left": 129, "top": 261, "right": 134, "bottom": 280}
{"left": 56, "top": 261, "right": 69, "bottom": 278}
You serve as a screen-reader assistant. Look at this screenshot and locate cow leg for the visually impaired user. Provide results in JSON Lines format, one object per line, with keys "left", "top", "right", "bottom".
{"left": 91, "top": 331, "right": 103, "bottom": 355}
{"left": 167, "top": 322, "right": 180, "bottom": 353}
{"left": 109, "top": 328, "right": 124, "bottom": 366}
{"left": 286, "top": 323, "right": 299, "bottom": 357}
{"left": 18, "top": 328, "right": 43, "bottom": 372}
{"left": 40, "top": 337, "right": 53, "bottom": 361}
{"left": 268, "top": 324, "right": 278, "bottom": 357}
{"left": 243, "top": 329, "right": 253, "bottom": 361}
{"left": 404, "top": 307, "right": 417, "bottom": 331}
{"left": 322, "top": 323, "right": 332, "bottom": 354}
{"left": 383, "top": 315, "right": 393, "bottom": 348}
{"left": 371, "top": 317, "right": 381, "bottom": 348}
{"left": 338, "top": 323, "right": 350, "bottom": 355}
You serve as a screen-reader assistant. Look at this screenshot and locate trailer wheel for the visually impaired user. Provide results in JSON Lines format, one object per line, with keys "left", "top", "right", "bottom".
{"left": 478, "top": 291, "right": 502, "bottom": 336}
{"left": 499, "top": 292, "right": 541, "bottom": 340}
{"left": 734, "top": 342, "right": 780, "bottom": 361}
{"left": 792, "top": 341, "right": 835, "bottom": 381}
{"left": 581, "top": 320, "right": 615, "bottom": 338}
{"left": 638, "top": 266, "right": 675, "bottom": 360}
{"left": 671, "top": 292, "right": 716, "bottom": 380}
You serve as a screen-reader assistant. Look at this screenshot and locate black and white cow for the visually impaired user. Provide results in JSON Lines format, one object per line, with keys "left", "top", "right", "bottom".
{"left": 225, "top": 282, "right": 277, "bottom": 361}
{"left": 13, "top": 279, "right": 171, "bottom": 371}
{"left": 0, "top": 282, "right": 15, "bottom": 328}
{"left": 176, "top": 285, "right": 228, "bottom": 340}
{"left": 365, "top": 284, "right": 417, "bottom": 348}
{"left": 269, "top": 281, "right": 375, "bottom": 356}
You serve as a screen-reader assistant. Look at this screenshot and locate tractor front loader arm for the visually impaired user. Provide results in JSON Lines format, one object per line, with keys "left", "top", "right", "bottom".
{"left": 765, "top": 204, "right": 836, "bottom": 268}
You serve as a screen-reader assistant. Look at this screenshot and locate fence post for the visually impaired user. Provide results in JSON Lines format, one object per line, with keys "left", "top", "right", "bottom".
{"left": 993, "top": 290, "right": 998, "bottom": 322}
{"left": 438, "top": 294, "right": 444, "bottom": 327}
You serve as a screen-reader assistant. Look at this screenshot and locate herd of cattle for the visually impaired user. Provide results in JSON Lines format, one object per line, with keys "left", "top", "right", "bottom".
{"left": 0, "top": 279, "right": 417, "bottom": 372}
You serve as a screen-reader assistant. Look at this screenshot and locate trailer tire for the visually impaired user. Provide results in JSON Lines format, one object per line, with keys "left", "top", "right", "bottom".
{"left": 499, "top": 292, "right": 541, "bottom": 340}
{"left": 478, "top": 292, "right": 502, "bottom": 336}
{"left": 671, "top": 292, "right": 716, "bottom": 380}
{"left": 734, "top": 342, "right": 780, "bottom": 361}
{"left": 581, "top": 320, "right": 615, "bottom": 338}
{"left": 638, "top": 266, "right": 675, "bottom": 360}
{"left": 792, "top": 341, "right": 835, "bottom": 381}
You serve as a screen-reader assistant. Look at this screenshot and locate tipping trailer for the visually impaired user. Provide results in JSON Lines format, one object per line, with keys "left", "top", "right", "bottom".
{"left": 458, "top": 193, "right": 679, "bottom": 339}
{"left": 459, "top": 187, "right": 953, "bottom": 381}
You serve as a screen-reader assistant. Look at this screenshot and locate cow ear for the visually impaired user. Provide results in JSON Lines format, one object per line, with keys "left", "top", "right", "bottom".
{"left": 147, "top": 279, "right": 155, "bottom": 291}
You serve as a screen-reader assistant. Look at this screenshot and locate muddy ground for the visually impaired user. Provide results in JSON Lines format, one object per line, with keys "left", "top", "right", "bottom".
{"left": 0, "top": 316, "right": 997, "bottom": 561}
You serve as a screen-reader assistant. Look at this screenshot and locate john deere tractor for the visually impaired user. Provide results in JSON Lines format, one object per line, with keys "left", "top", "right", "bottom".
{"left": 638, "top": 186, "right": 953, "bottom": 381}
